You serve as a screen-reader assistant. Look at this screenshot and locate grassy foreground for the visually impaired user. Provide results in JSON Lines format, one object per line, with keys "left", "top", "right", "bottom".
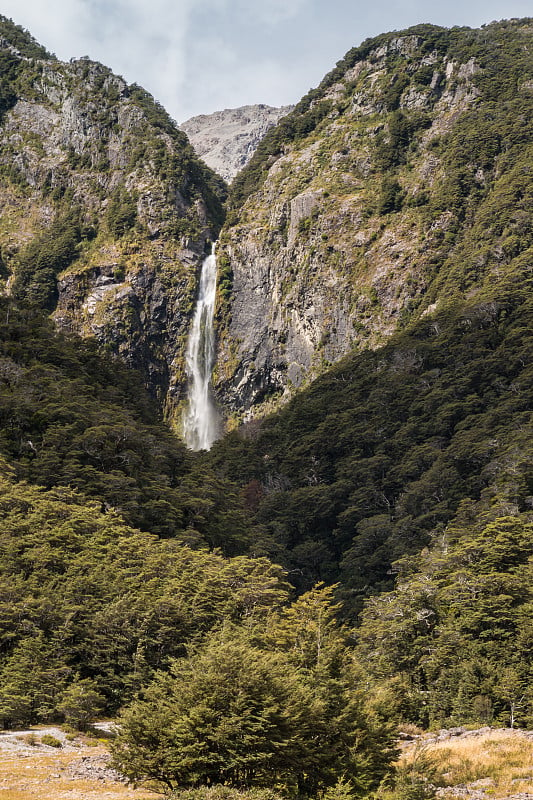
{"left": 0, "top": 727, "right": 157, "bottom": 800}
{"left": 1, "top": 726, "right": 532, "bottom": 800}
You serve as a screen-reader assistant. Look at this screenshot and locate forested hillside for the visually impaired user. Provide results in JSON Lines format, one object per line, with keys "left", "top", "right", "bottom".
{"left": 210, "top": 282, "right": 533, "bottom": 595}
{"left": 0, "top": 301, "right": 253, "bottom": 547}
{"left": 208, "top": 282, "right": 533, "bottom": 728}
{"left": 0, "top": 13, "right": 532, "bottom": 800}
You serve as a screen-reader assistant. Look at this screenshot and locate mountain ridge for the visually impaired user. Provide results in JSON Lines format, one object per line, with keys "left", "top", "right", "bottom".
{"left": 180, "top": 103, "right": 294, "bottom": 182}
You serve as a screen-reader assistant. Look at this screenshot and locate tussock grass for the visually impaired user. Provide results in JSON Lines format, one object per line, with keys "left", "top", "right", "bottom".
{"left": 400, "top": 729, "right": 533, "bottom": 797}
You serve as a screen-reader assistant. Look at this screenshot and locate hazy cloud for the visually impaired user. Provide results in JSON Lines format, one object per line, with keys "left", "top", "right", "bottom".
{"left": 233, "top": 0, "right": 310, "bottom": 26}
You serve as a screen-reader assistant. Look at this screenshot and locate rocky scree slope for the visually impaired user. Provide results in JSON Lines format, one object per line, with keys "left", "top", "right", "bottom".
{"left": 0, "top": 16, "right": 226, "bottom": 426}
{"left": 180, "top": 104, "right": 294, "bottom": 183}
{"left": 214, "top": 20, "right": 533, "bottom": 421}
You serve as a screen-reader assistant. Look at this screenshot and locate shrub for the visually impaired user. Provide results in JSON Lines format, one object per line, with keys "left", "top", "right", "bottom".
{"left": 169, "top": 789, "right": 282, "bottom": 800}
{"left": 40, "top": 734, "right": 62, "bottom": 748}
{"left": 106, "top": 186, "right": 137, "bottom": 237}
{"left": 57, "top": 679, "right": 106, "bottom": 732}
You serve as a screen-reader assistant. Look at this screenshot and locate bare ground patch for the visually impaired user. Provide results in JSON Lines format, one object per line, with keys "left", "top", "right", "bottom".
{"left": 0, "top": 726, "right": 158, "bottom": 800}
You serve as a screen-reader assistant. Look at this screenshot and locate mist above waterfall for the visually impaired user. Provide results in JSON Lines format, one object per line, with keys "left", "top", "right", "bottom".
{"left": 182, "top": 249, "right": 220, "bottom": 450}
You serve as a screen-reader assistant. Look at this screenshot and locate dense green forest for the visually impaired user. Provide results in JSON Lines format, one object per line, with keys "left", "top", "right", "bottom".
{"left": 0, "top": 13, "right": 532, "bottom": 800}
{"left": 206, "top": 282, "right": 533, "bottom": 732}
{"left": 210, "top": 282, "right": 533, "bottom": 594}
{"left": 0, "top": 303, "right": 252, "bottom": 548}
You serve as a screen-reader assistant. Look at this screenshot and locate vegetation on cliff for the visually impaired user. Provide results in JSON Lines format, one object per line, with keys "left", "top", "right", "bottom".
{"left": 229, "top": 20, "right": 533, "bottom": 211}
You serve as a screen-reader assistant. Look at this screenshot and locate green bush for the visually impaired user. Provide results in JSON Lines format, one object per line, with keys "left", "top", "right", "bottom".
{"left": 106, "top": 186, "right": 137, "bottom": 237}
{"left": 377, "top": 177, "right": 404, "bottom": 214}
{"left": 378, "top": 748, "right": 438, "bottom": 800}
{"left": 169, "top": 789, "right": 282, "bottom": 800}
{"left": 40, "top": 734, "right": 62, "bottom": 748}
{"left": 112, "top": 588, "right": 396, "bottom": 796}
{"left": 11, "top": 211, "right": 81, "bottom": 309}
{"left": 56, "top": 679, "right": 106, "bottom": 732}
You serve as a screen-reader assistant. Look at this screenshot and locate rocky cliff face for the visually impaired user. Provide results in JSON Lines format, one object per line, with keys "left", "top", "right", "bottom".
{"left": 0, "top": 16, "right": 226, "bottom": 428}
{"left": 213, "top": 20, "right": 533, "bottom": 421}
{"left": 180, "top": 104, "right": 293, "bottom": 182}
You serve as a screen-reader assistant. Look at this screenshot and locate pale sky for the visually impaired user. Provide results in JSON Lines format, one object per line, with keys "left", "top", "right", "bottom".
{"left": 0, "top": 0, "right": 531, "bottom": 123}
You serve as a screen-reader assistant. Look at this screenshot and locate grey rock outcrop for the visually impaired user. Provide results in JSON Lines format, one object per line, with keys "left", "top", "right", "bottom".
{"left": 181, "top": 104, "right": 293, "bottom": 182}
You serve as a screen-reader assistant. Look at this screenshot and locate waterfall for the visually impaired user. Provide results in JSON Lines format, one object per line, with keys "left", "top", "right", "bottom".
{"left": 182, "top": 247, "right": 220, "bottom": 450}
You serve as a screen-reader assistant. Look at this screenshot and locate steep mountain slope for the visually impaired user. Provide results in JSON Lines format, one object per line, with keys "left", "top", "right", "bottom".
{"left": 209, "top": 277, "right": 533, "bottom": 599}
{"left": 0, "top": 16, "right": 226, "bottom": 427}
{"left": 180, "top": 104, "right": 294, "bottom": 182}
{"left": 213, "top": 20, "right": 533, "bottom": 420}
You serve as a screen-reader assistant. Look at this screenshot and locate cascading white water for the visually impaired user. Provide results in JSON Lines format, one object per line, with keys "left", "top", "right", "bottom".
{"left": 182, "top": 247, "right": 220, "bottom": 450}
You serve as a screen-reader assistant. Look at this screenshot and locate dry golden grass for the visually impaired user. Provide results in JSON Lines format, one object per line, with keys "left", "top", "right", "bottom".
{"left": 400, "top": 729, "right": 533, "bottom": 798}
{"left": 2, "top": 726, "right": 531, "bottom": 799}
{"left": 0, "top": 745, "right": 159, "bottom": 800}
